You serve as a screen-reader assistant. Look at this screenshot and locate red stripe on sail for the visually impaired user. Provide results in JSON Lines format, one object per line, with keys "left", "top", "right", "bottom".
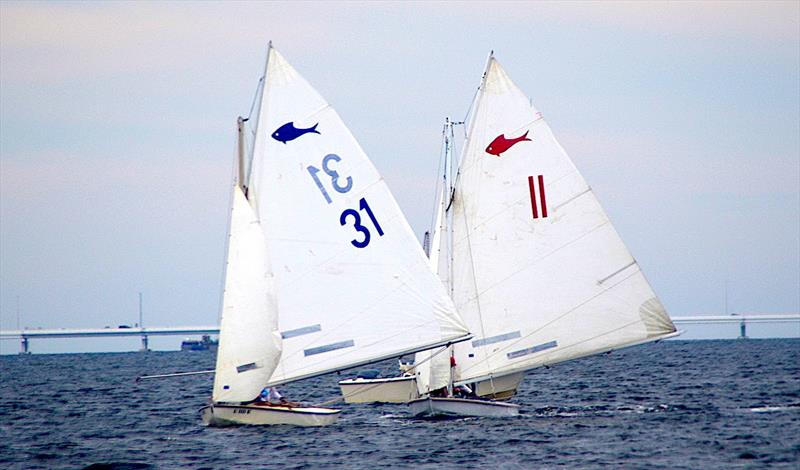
{"left": 528, "top": 176, "right": 538, "bottom": 219}
{"left": 538, "top": 174, "right": 548, "bottom": 218}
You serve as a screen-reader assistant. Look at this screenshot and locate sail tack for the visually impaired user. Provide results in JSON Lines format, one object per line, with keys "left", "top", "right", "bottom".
{"left": 244, "top": 47, "right": 470, "bottom": 385}
{"left": 450, "top": 57, "right": 677, "bottom": 384}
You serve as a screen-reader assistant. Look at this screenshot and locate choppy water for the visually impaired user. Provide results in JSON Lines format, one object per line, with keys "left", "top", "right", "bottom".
{"left": 1, "top": 339, "right": 798, "bottom": 469}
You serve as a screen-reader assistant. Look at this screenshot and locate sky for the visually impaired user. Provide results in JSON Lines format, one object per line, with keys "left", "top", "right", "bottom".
{"left": 1, "top": 1, "right": 798, "bottom": 353}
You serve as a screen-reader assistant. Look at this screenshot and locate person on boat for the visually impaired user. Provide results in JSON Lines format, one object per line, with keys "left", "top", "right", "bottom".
{"left": 453, "top": 384, "right": 474, "bottom": 398}
{"left": 258, "top": 386, "right": 285, "bottom": 404}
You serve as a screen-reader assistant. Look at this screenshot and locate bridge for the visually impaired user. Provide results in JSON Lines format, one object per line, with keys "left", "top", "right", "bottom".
{"left": 1, "top": 314, "right": 798, "bottom": 354}
{"left": 0, "top": 326, "right": 219, "bottom": 354}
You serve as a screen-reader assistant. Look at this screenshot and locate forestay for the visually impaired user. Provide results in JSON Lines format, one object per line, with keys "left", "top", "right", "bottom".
{"left": 450, "top": 55, "right": 676, "bottom": 385}
{"left": 212, "top": 186, "right": 282, "bottom": 403}
{"left": 246, "top": 45, "right": 470, "bottom": 385}
{"left": 414, "top": 177, "right": 453, "bottom": 395}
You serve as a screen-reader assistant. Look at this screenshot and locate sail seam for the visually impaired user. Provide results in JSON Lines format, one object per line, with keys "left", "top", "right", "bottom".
{"left": 274, "top": 265, "right": 443, "bottom": 363}
{"left": 456, "top": 323, "right": 671, "bottom": 385}
{"left": 457, "top": 268, "right": 639, "bottom": 378}
{"left": 455, "top": 182, "right": 492, "bottom": 371}
{"left": 456, "top": 220, "right": 610, "bottom": 309}
{"left": 450, "top": 168, "right": 576, "bottom": 244}
{"left": 598, "top": 261, "right": 637, "bottom": 285}
{"left": 456, "top": 116, "right": 547, "bottom": 175}
{"left": 552, "top": 187, "right": 592, "bottom": 212}
{"left": 267, "top": 333, "right": 472, "bottom": 387}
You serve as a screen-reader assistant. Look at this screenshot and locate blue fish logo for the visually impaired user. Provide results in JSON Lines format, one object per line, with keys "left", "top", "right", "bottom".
{"left": 271, "top": 122, "right": 320, "bottom": 144}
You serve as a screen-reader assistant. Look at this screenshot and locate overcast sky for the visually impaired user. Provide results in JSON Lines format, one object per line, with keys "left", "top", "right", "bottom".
{"left": 1, "top": 1, "right": 798, "bottom": 353}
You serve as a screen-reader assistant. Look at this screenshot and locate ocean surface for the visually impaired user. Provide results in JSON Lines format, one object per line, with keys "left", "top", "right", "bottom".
{"left": 1, "top": 339, "right": 798, "bottom": 469}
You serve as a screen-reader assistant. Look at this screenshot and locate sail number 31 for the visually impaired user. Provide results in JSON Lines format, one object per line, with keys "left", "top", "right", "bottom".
{"left": 307, "top": 154, "right": 385, "bottom": 249}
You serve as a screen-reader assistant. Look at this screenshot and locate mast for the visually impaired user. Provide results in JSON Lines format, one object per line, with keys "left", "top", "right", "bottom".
{"left": 445, "top": 118, "right": 455, "bottom": 298}
{"left": 457, "top": 50, "right": 494, "bottom": 176}
{"left": 244, "top": 42, "right": 272, "bottom": 193}
{"left": 236, "top": 116, "right": 246, "bottom": 191}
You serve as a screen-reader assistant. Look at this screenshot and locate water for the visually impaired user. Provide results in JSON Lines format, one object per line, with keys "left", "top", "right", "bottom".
{"left": 1, "top": 339, "right": 798, "bottom": 469}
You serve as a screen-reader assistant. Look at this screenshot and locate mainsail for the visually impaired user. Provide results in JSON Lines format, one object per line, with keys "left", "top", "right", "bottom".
{"left": 449, "top": 55, "right": 677, "bottom": 385}
{"left": 243, "top": 45, "right": 470, "bottom": 386}
{"left": 212, "top": 185, "right": 281, "bottom": 403}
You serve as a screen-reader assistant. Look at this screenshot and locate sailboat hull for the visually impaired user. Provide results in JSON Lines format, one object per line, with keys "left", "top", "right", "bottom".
{"left": 201, "top": 403, "right": 341, "bottom": 427}
{"left": 407, "top": 397, "right": 520, "bottom": 418}
{"left": 338, "top": 375, "right": 419, "bottom": 403}
{"left": 472, "top": 372, "right": 524, "bottom": 401}
{"left": 338, "top": 373, "right": 522, "bottom": 404}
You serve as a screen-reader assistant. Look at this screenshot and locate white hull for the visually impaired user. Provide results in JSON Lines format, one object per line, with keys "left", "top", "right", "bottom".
{"left": 338, "top": 375, "right": 419, "bottom": 403}
{"left": 407, "top": 397, "right": 520, "bottom": 418}
{"left": 472, "top": 372, "right": 524, "bottom": 401}
{"left": 339, "top": 372, "right": 522, "bottom": 404}
{"left": 201, "top": 403, "right": 340, "bottom": 427}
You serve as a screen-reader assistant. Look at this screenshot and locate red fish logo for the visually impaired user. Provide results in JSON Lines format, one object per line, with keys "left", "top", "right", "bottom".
{"left": 485, "top": 130, "right": 531, "bottom": 156}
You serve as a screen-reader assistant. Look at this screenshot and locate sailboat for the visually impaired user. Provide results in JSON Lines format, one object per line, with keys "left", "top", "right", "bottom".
{"left": 406, "top": 53, "right": 679, "bottom": 418}
{"left": 201, "top": 44, "right": 471, "bottom": 427}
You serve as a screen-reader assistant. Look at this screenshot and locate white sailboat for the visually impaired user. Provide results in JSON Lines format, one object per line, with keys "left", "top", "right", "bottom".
{"left": 201, "top": 44, "right": 470, "bottom": 426}
{"left": 408, "top": 53, "right": 678, "bottom": 418}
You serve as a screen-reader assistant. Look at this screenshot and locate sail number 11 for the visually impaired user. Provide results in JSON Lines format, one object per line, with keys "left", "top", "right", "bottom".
{"left": 307, "top": 153, "right": 385, "bottom": 249}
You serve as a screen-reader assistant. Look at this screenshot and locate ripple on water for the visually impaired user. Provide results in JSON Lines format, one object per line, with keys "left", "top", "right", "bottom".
{"left": 1, "top": 340, "right": 798, "bottom": 469}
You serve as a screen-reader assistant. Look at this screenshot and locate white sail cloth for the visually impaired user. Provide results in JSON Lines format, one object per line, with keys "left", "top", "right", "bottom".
{"left": 244, "top": 47, "right": 470, "bottom": 385}
{"left": 212, "top": 186, "right": 282, "bottom": 403}
{"left": 449, "top": 57, "right": 676, "bottom": 385}
{"left": 415, "top": 179, "right": 453, "bottom": 395}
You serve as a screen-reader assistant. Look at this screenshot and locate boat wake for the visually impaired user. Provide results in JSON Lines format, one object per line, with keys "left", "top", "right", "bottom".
{"left": 529, "top": 403, "right": 678, "bottom": 418}
{"left": 748, "top": 403, "right": 800, "bottom": 413}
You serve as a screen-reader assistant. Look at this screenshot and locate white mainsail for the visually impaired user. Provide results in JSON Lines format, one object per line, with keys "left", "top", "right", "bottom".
{"left": 449, "top": 55, "right": 676, "bottom": 386}
{"left": 244, "top": 45, "right": 470, "bottom": 386}
{"left": 212, "top": 185, "right": 281, "bottom": 403}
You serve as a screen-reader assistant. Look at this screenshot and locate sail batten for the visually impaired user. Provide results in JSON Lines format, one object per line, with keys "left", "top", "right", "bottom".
{"left": 268, "top": 333, "right": 471, "bottom": 387}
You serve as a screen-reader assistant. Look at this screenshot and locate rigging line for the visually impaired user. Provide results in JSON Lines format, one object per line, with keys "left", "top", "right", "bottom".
{"left": 460, "top": 83, "right": 481, "bottom": 139}
{"left": 455, "top": 181, "right": 492, "bottom": 370}
{"left": 136, "top": 369, "right": 215, "bottom": 381}
{"left": 274, "top": 272, "right": 442, "bottom": 361}
{"left": 274, "top": 332, "right": 472, "bottom": 389}
{"left": 216, "top": 136, "right": 242, "bottom": 326}
{"left": 457, "top": 269, "right": 641, "bottom": 376}
{"left": 428, "top": 121, "right": 449, "bottom": 238}
{"left": 312, "top": 344, "right": 451, "bottom": 407}
{"left": 275, "top": 269, "right": 443, "bottom": 363}
{"left": 448, "top": 121, "right": 461, "bottom": 203}
{"left": 246, "top": 76, "right": 265, "bottom": 121}
{"left": 450, "top": 168, "right": 576, "bottom": 238}
{"left": 459, "top": 220, "right": 611, "bottom": 308}
{"left": 460, "top": 51, "right": 492, "bottom": 140}
{"left": 276, "top": 316, "right": 449, "bottom": 380}
{"left": 463, "top": 317, "right": 663, "bottom": 382}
